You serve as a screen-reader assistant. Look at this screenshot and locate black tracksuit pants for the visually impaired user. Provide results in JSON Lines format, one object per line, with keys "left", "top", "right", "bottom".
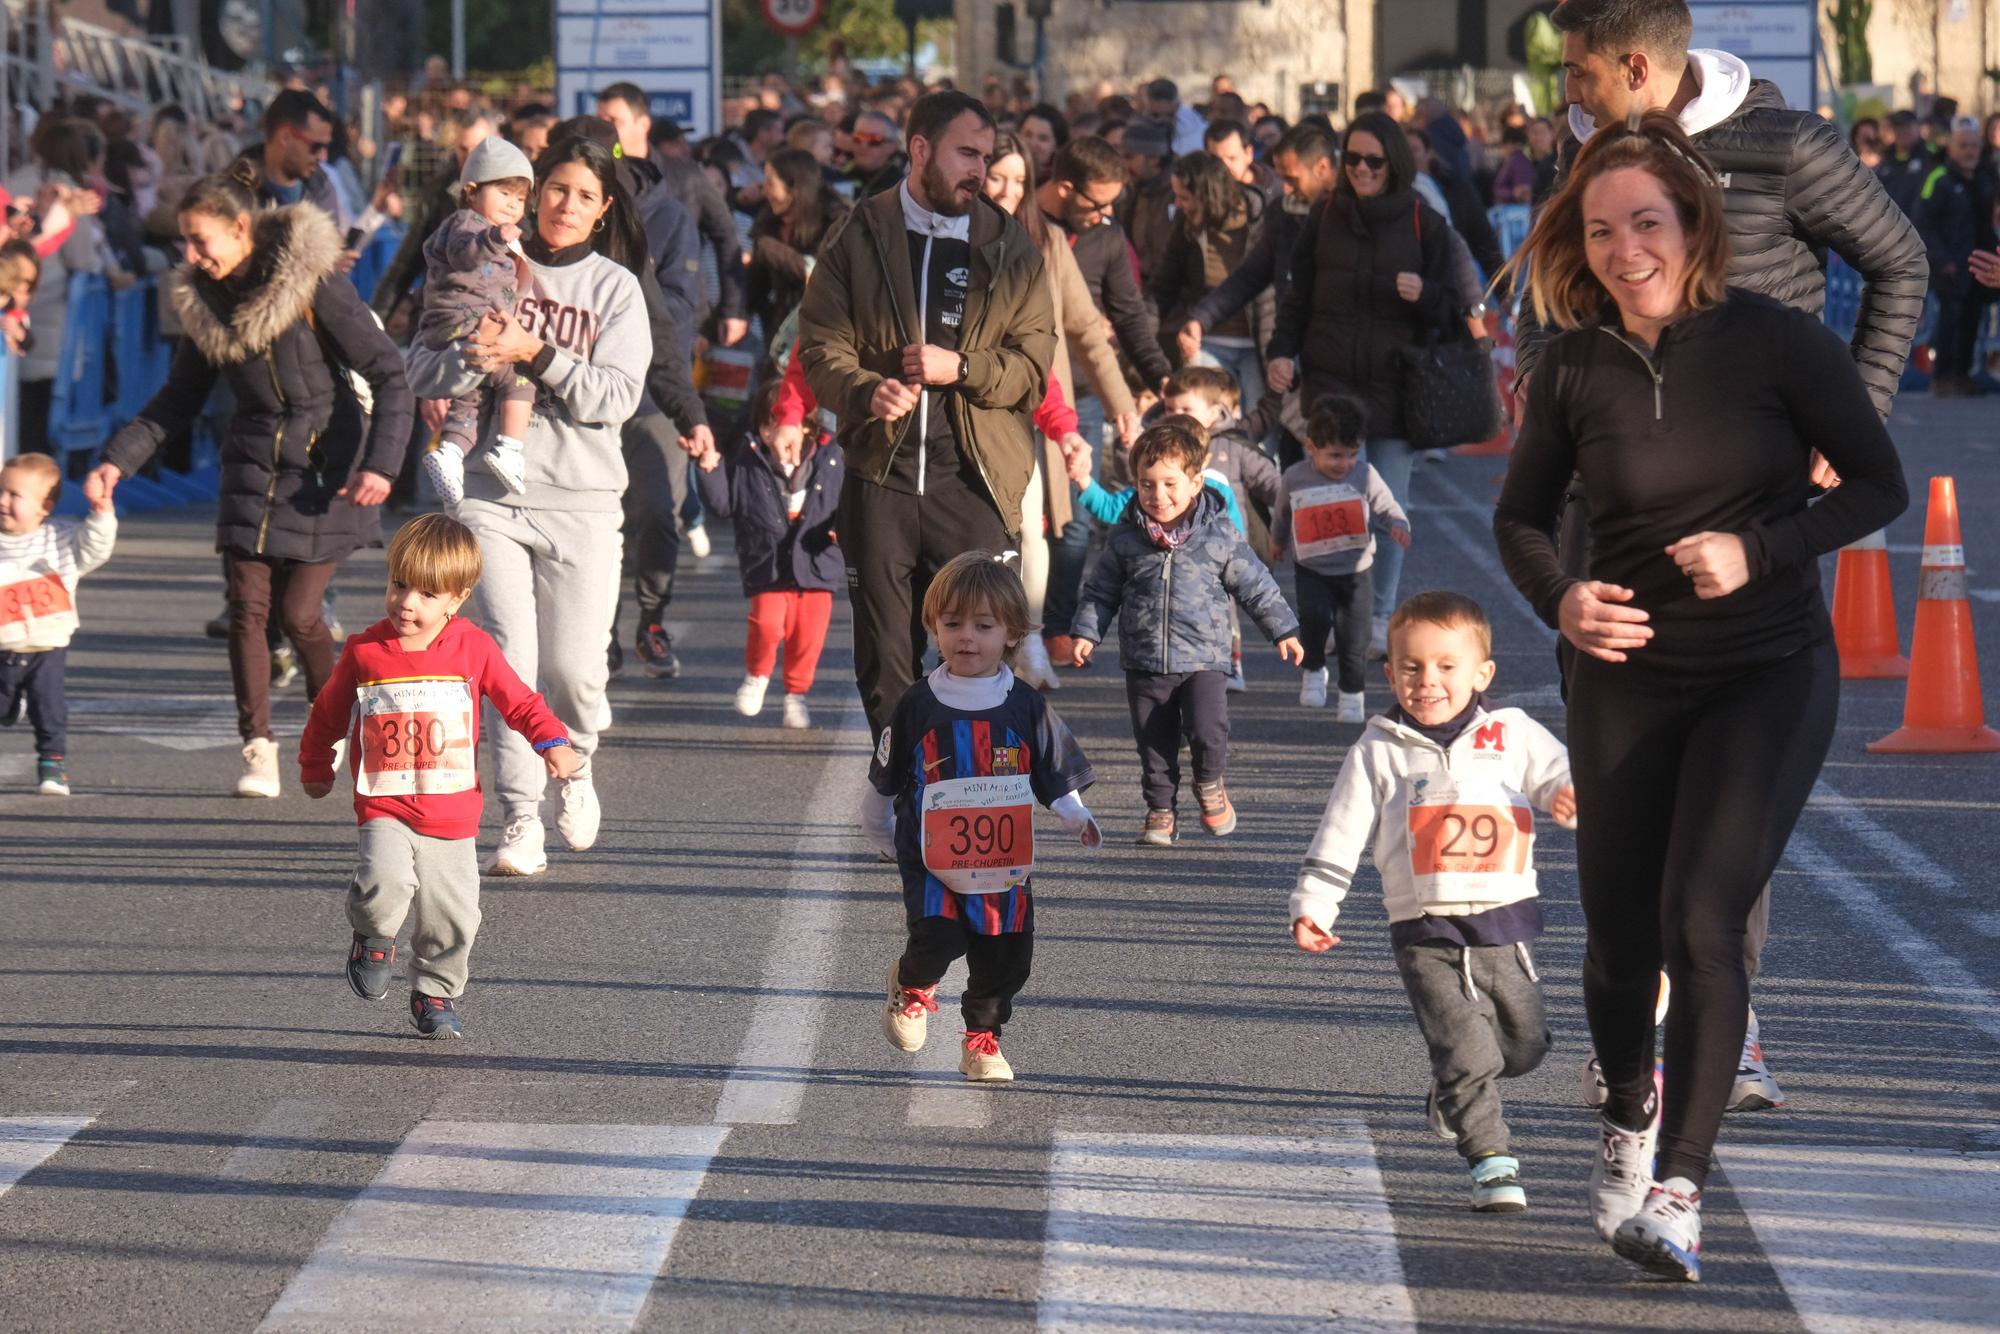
{"left": 899, "top": 918, "right": 1034, "bottom": 1036}
{"left": 1295, "top": 565, "right": 1373, "bottom": 692}
{"left": 838, "top": 469, "right": 1009, "bottom": 739}
{"left": 1125, "top": 669, "right": 1231, "bottom": 812}
{"left": 619, "top": 414, "right": 691, "bottom": 633}
{"left": 1566, "top": 641, "right": 1838, "bottom": 1186}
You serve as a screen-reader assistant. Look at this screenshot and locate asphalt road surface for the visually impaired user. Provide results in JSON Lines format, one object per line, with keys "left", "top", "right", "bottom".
{"left": 4, "top": 399, "right": 1997, "bottom": 1332}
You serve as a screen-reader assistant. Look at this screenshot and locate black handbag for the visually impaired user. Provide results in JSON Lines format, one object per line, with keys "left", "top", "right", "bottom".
{"left": 1394, "top": 202, "right": 1504, "bottom": 450}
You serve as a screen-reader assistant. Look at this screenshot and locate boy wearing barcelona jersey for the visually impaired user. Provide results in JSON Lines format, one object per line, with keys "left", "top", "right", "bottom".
{"left": 863, "top": 553, "right": 1101, "bottom": 1083}
{"left": 299, "top": 514, "right": 579, "bottom": 1040}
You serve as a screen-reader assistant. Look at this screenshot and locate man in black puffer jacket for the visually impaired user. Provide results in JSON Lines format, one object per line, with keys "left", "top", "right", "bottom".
{"left": 1515, "top": 1, "right": 1927, "bottom": 425}
{"left": 1515, "top": 0, "right": 1928, "bottom": 1121}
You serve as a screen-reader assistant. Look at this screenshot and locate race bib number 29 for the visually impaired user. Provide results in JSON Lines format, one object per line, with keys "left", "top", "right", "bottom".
{"left": 355, "top": 678, "right": 476, "bottom": 798}
{"left": 1406, "top": 778, "right": 1533, "bottom": 900}
{"left": 921, "top": 774, "right": 1035, "bottom": 895}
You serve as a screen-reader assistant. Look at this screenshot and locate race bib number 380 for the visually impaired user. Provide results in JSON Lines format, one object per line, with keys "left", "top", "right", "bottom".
{"left": 355, "top": 678, "right": 476, "bottom": 798}
{"left": 1289, "top": 483, "right": 1370, "bottom": 561}
{"left": 0, "top": 571, "right": 77, "bottom": 649}
{"left": 921, "top": 773, "right": 1035, "bottom": 896}
{"left": 1406, "top": 778, "right": 1533, "bottom": 900}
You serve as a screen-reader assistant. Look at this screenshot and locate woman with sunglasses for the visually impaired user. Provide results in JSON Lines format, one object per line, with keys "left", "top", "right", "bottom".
{"left": 1264, "top": 110, "right": 1459, "bottom": 652}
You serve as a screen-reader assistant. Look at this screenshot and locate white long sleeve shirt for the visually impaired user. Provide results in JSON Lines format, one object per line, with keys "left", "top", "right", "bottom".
{"left": 1292, "top": 706, "right": 1572, "bottom": 935}
{"left": 0, "top": 511, "right": 116, "bottom": 651}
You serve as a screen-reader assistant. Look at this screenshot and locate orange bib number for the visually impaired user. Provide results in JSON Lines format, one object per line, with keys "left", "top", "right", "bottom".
{"left": 355, "top": 679, "right": 476, "bottom": 798}
{"left": 921, "top": 774, "right": 1035, "bottom": 895}
{"left": 1290, "top": 483, "right": 1369, "bottom": 561}
{"left": 1406, "top": 779, "right": 1534, "bottom": 899}
{"left": 0, "top": 571, "right": 77, "bottom": 649}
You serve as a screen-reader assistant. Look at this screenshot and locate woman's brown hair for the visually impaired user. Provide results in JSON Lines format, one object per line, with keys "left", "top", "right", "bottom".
{"left": 1496, "top": 110, "right": 1729, "bottom": 331}
{"left": 177, "top": 159, "right": 261, "bottom": 224}
{"left": 1170, "top": 150, "right": 1244, "bottom": 238}
{"left": 988, "top": 131, "right": 1046, "bottom": 249}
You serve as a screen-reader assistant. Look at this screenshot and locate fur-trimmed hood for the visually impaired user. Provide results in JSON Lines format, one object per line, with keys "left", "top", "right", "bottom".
{"left": 169, "top": 204, "right": 343, "bottom": 365}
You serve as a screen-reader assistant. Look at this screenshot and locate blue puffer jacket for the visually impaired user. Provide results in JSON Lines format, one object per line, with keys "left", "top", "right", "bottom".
{"left": 694, "top": 435, "right": 845, "bottom": 595}
{"left": 1071, "top": 487, "right": 1299, "bottom": 674}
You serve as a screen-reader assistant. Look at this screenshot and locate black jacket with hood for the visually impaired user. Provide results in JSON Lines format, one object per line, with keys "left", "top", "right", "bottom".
{"left": 1514, "top": 50, "right": 1928, "bottom": 424}
{"left": 693, "top": 434, "right": 845, "bottom": 594}
{"left": 104, "top": 205, "right": 414, "bottom": 563}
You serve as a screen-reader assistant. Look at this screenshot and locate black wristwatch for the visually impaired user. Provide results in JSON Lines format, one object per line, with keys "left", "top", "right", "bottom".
{"left": 956, "top": 352, "right": 969, "bottom": 384}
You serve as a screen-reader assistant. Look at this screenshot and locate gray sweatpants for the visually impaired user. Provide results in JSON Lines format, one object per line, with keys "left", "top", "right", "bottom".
{"left": 1395, "top": 939, "right": 1551, "bottom": 1162}
{"left": 458, "top": 499, "right": 620, "bottom": 821}
{"left": 348, "top": 820, "right": 482, "bottom": 997}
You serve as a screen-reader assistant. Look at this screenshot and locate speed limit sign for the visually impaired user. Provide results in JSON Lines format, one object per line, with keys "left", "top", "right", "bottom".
{"left": 761, "top": 0, "right": 823, "bottom": 36}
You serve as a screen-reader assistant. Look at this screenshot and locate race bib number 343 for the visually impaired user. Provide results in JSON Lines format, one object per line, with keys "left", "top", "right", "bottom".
{"left": 355, "top": 678, "right": 476, "bottom": 798}
{"left": 921, "top": 773, "right": 1035, "bottom": 896}
{"left": 0, "top": 571, "right": 77, "bottom": 649}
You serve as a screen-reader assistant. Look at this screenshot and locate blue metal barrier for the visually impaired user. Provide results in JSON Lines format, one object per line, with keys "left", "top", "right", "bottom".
{"left": 47, "top": 273, "right": 113, "bottom": 459}
{"left": 1488, "top": 204, "right": 1532, "bottom": 266}
{"left": 350, "top": 223, "right": 405, "bottom": 307}
{"left": 1, "top": 347, "right": 16, "bottom": 459}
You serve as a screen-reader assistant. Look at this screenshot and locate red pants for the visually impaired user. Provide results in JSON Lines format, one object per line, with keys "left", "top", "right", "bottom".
{"left": 746, "top": 589, "right": 833, "bottom": 695}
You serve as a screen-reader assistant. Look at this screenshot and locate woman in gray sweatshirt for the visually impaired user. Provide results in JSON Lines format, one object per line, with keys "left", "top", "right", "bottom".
{"left": 405, "top": 136, "right": 653, "bottom": 877}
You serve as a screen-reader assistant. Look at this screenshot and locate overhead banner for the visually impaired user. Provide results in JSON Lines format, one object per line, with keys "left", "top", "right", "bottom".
{"left": 1688, "top": 1, "right": 1817, "bottom": 112}
{"left": 554, "top": 0, "right": 721, "bottom": 139}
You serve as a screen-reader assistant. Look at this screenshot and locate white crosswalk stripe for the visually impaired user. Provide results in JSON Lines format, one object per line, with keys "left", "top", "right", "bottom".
{"left": 1725, "top": 1145, "right": 2000, "bottom": 1334}
{"left": 259, "top": 1121, "right": 726, "bottom": 1331}
{"left": 0, "top": 1117, "right": 93, "bottom": 1199}
{"left": 1037, "top": 1126, "right": 1418, "bottom": 1333}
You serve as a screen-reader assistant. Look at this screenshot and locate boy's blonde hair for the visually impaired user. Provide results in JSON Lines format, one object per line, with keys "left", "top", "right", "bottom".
{"left": 1128, "top": 415, "right": 1210, "bottom": 477}
{"left": 1387, "top": 590, "right": 1493, "bottom": 660}
{"left": 1, "top": 452, "right": 61, "bottom": 510}
{"left": 387, "top": 513, "right": 483, "bottom": 594}
{"left": 922, "top": 551, "right": 1031, "bottom": 661}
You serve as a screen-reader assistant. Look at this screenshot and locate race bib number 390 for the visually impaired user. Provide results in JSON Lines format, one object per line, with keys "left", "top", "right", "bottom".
{"left": 1290, "top": 483, "right": 1370, "bottom": 561}
{"left": 921, "top": 773, "right": 1035, "bottom": 896}
{"left": 355, "top": 678, "right": 476, "bottom": 798}
{"left": 0, "top": 571, "right": 77, "bottom": 649}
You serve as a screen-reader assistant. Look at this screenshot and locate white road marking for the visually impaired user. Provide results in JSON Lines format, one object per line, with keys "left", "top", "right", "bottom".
{"left": 220, "top": 1099, "right": 337, "bottom": 1181}
{"left": 0, "top": 754, "right": 32, "bottom": 785}
{"left": 1968, "top": 912, "right": 2000, "bottom": 939}
{"left": 1037, "top": 1127, "right": 1417, "bottom": 1333}
{"left": 1971, "top": 588, "right": 2000, "bottom": 603}
{"left": 1806, "top": 777, "right": 1965, "bottom": 897}
{"left": 259, "top": 1121, "right": 726, "bottom": 1331}
{"left": 1725, "top": 1145, "right": 2000, "bottom": 1334}
{"left": 711, "top": 702, "right": 871, "bottom": 1126}
{"left": 0, "top": 1117, "right": 93, "bottom": 1198}
{"left": 66, "top": 695, "right": 299, "bottom": 751}
{"left": 907, "top": 960, "right": 988, "bottom": 1128}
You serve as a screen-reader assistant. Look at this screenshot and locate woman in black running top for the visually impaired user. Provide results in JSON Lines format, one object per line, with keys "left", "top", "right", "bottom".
{"left": 1493, "top": 114, "right": 1906, "bottom": 1282}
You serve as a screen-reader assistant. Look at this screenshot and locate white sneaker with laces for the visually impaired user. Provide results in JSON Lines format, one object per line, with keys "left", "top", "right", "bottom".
{"left": 1613, "top": 1176, "right": 1703, "bottom": 1282}
{"left": 236, "top": 737, "right": 281, "bottom": 798}
{"left": 735, "top": 674, "right": 771, "bottom": 717}
{"left": 485, "top": 814, "right": 547, "bottom": 876}
{"left": 1335, "top": 690, "right": 1366, "bottom": 722}
{"left": 595, "top": 696, "right": 613, "bottom": 733}
{"left": 687, "top": 523, "right": 711, "bottom": 559}
{"left": 1589, "top": 1107, "right": 1660, "bottom": 1242}
{"left": 1727, "top": 1006, "right": 1786, "bottom": 1112}
{"left": 782, "top": 693, "right": 812, "bottom": 729}
{"left": 422, "top": 445, "right": 466, "bottom": 506}
{"left": 1367, "top": 615, "right": 1390, "bottom": 661}
{"left": 1581, "top": 1054, "right": 1610, "bottom": 1108}
{"left": 1299, "top": 668, "right": 1328, "bottom": 707}
{"left": 1019, "top": 635, "right": 1058, "bottom": 690}
{"left": 556, "top": 772, "right": 601, "bottom": 851}
{"left": 482, "top": 442, "right": 529, "bottom": 495}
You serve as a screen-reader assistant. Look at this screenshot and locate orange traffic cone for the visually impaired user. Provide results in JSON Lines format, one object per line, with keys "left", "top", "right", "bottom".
{"left": 1868, "top": 477, "right": 2000, "bottom": 753}
{"left": 1831, "top": 529, "right": 1909, "bottom": 679}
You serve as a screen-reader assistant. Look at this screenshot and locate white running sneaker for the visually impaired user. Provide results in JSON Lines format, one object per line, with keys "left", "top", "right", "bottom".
{"left": 882, "top": 961, "right": 936, "bottom": 1052}
{"left": 556, "top": 771, "right": 600, "bottom": 851}
{"left": 1727, "top": 1007, "right": 1786, "bottom": 1112}
{"left": 782, "top": 693, "right": 812, "bottom": 730}
{"left": 1588, "top": 1107, "right": 1659, "bottom": 1242}
{"left": 687, "top": 523, "right": 711, "bottom": 559}
{"left": 270, "top": 645, "right": 300, "bottom": 689}
{"left": 422, "top": 445, "right": 466, "bottom": 506}
{"left": 1367, "top": 615, "right": 1390, "bottom": 661}
{"left": 1299, "top": 667, "right": 1328, "bottom": 707}
{"left": 1470, "top": 1154, "right": 1527, "bottom": 1214}
{"left": 1581, "top": 1054, "right": 1610, "bottom": 1109}
{"left": 1335, "top": 690, "right": 1366, "bottom": 722}
{"left": 482, "top": 444, "right": 529, "bottom": 495}
{"left": 595, "top": 696, "right": 613, "bottom": 733}
{"left": 735, "top": 674, "right": 771, "bottom": 717}
{"left": 485, "top": 814, "right": 547, "bottom": 876}
{"left": 1613, "top": 1177, "right": 1703, "bottom": 1282}
{"left": 1020, "top": 635, "right": 1058, "bottom": 690}
{"left": 236, "top": 738, "right": 281, "bottom": 798}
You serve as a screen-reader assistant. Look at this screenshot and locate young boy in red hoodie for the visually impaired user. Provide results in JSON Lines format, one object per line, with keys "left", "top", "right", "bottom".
{"left": 300, "top": 514, "right": 579, "bottom": 1039}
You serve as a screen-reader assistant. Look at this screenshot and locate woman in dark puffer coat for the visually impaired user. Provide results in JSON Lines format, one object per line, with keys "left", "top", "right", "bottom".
{"left": 92, "top": 162, "right": 412, "bottom": 798}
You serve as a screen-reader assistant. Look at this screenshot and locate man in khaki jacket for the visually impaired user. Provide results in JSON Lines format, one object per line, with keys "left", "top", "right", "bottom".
{"left": 797, "top": 90, "right": 1057, "bottom": 738}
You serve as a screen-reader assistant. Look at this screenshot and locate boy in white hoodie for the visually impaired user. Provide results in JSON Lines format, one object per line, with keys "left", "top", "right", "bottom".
{"left": 1291, "top": 590, "right": 1575, "bottom": 1213}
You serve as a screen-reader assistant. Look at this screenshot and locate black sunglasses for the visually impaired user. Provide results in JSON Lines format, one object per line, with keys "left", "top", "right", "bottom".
{"left": 1345, "top": 153, "right": 1388, "bottom": 171}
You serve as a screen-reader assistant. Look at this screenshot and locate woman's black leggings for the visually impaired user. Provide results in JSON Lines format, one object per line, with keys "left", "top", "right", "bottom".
{"left": 1567, "top": 640, "right": 1838, "bottom": 1186}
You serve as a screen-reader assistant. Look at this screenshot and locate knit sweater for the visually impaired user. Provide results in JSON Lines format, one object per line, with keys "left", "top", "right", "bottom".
{"left": 298, "top": 615, "right": 570, "bottom": 840}
{"left": 0, "top": 512, "right": 117, "bottom": 651}
{"left": 404, "top": 241, "right": 651, "bottom": 514}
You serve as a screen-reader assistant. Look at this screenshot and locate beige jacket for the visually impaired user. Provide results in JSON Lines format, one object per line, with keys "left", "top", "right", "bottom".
{"left": 1040, "top": 222, "right": 1135, "bottom": 533}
